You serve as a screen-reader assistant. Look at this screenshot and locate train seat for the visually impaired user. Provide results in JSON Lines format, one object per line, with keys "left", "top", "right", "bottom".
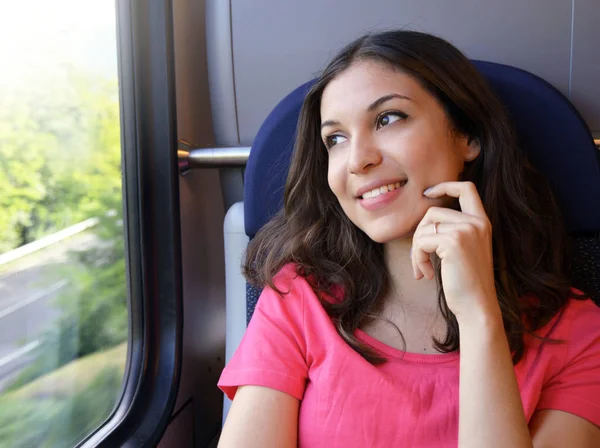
{"left": 222, "top": 61, "right": 600, "bottom": 421}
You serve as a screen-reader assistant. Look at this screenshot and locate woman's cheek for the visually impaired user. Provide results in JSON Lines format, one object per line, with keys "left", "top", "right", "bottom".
{"left": 327, "top": 164, "right": 346, "bottom": 201}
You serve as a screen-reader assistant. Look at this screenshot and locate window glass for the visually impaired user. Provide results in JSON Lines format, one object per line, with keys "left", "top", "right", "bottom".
{"left": 0, "top": 1, "right": 128, "bottom": 446}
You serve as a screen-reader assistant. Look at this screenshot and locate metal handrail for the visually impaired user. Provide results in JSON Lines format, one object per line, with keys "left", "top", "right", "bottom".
{"left": 178, "top": 139, "right": 600, "bottom": 173}
{"left": 178, "top": 140, "right": 250, "bottom": 174}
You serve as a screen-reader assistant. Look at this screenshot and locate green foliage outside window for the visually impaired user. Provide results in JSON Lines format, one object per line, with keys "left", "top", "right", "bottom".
{"left": 0, "top": 69, "right": 128, "bottom": 447}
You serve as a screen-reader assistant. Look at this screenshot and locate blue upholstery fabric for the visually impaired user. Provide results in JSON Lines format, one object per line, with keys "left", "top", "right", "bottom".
{"left": 244, "top": 61, "right": 600, "bottom": 320}
{"left": 246, "top": 282, "right": 261, "bottom": 326}
{"left": 473, "top": 61, "right": 600, "bottom": 233}
{"left": 570, "top": 236, "right": 600, "bottom": 305}
{"left": 244, "top": 80, "right": 315, "bottom": 239}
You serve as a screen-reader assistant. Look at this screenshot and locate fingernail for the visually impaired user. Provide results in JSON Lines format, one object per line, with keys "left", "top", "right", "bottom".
{"left": 423, "top": 187, "right": 434, "bottom": 196}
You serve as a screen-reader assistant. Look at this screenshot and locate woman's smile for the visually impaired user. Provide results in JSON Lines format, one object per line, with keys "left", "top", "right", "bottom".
{"left": 358, "top": 180, "right": 406, "bottom": 211}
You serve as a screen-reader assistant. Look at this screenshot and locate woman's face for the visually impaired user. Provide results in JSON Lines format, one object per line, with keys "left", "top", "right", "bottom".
{"left": 320, "top": 60, "right": 480, "bottom": 243}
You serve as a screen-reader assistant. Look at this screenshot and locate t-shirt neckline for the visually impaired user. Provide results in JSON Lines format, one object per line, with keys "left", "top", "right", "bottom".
{"left": 354, "top": 328, "right": 460, "bottom": 364}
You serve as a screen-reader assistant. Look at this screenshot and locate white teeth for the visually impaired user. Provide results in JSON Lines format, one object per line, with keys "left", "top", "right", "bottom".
{"left": 361, "top": 181, "right": 406, "bottom": 199}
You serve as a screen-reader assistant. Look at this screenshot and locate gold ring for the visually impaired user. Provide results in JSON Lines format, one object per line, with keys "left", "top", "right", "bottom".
{"left": 433, "top": 222, "right": 439, "bottom": 234}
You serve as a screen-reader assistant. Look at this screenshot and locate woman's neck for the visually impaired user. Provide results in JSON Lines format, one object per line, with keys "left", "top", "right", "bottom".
{"left": 384, "top": 238, "right": 440, "bottom": 315}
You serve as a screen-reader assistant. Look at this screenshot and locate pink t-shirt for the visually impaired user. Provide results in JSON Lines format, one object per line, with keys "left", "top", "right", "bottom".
{"left": 218, "top": 264, "right": 600, "bottom": 447}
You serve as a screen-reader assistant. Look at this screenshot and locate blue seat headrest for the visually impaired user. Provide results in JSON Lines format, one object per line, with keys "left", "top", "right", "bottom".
{"left": 244, "top": 61, "right": 600, "bottom": 237}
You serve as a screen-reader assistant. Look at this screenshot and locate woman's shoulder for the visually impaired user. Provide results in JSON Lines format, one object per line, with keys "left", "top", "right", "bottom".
{"left": 562, "top": 292, "right": 600, "bottom": 317}
{"left": 270, "top": 263, "right": 312, "bottom": 294}
{"left": 517, "top": 292, "right": 600, "bottom": 428}
{"left": 271, "top": 263, "right": 343, "bottom": 300}
{"left": 519, "top": 292, "right": 600, "bottom": 378}
{"left": 260, "top": 263, "right": 327, "bottom": 311}
{"left": 535, "top": 290, "right": 600, "bottom": 343}
{"left": 253, "top": 264, "right": 339, "bottom": 346}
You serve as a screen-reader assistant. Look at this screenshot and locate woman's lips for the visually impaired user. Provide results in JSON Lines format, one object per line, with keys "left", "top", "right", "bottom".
{"left": 358, "top": 183, "right": 405, "bottom": 211}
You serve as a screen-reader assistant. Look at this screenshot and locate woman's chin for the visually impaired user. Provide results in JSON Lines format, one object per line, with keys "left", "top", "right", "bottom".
{"left": 364, "top": 226, "right": 416, "bottom": 244}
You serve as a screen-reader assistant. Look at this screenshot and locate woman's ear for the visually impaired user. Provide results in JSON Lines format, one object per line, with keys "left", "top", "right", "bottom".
{"left": 463, "top": 136, "right": 481, "bottom": 162}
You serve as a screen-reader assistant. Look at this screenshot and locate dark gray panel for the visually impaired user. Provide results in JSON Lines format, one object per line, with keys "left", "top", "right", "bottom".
{"left": 158, "top": 400, "right": 195, "bottom": 448}
{"left": 571, "top": 0, "right": 600, "bottom": 133}
{"left": 173, "top": 0, "right": 226, "bottom": 446}
{"left": 231, "top": 0, "right": 572, "bottom": 144}
{"left": 177, "top": 170, "right": 226, "bottom": 447}
{"left": 174, "top": 0, "right": 215, "bottom": 147}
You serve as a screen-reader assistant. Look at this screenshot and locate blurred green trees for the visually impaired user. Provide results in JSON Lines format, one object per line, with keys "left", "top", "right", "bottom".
{"left": 0, "top": 72, "right": 121, "bottom": 250}
{"left": 0, "top": 70, "right": 128, "bottom": 447}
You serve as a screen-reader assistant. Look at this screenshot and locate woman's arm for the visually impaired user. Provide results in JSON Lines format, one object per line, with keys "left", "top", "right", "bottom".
{"left": 413, "top": 182, "right": 600, "bottom": 447}
{"left": 413, "top": 181, "right": 532, "bottom": 446}
{"left": 530, "top": 409, "right": 600, "bottom": 447}
{"left": 218, "top": 385, "right": 299, "bottom": 448}
{"left": 458, "top": 312, "right": 532, "bottom": 448}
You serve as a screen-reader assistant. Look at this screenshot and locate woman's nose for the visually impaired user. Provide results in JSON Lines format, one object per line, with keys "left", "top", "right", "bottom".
{"left": 347, "top": 137, "right": 383, "bottom": 174}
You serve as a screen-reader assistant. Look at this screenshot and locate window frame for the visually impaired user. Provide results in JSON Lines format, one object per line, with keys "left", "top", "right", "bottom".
{"left": 78, "top": 0, "right": 183, "bottom": 446}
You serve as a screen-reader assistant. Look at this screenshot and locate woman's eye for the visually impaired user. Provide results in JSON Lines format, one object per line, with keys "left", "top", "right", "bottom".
{"left": 325, "top": 134, "right": 348, "bottom": 148}
{"left": 377, "top": 112, "right": 407, "bottom": 129}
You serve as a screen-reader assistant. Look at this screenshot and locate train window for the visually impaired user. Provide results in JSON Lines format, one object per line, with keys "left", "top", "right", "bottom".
{"left": 0, "top": 1, "right": 128, "bottom": 446}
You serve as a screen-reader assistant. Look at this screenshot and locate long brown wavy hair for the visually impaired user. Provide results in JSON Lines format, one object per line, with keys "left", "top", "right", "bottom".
{"left": 244, "top": 30, "right": 575, "bottom": 365}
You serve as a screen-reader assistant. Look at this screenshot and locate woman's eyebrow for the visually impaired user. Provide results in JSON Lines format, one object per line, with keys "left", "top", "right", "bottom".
{"left": 367, "top": 93, "right": 411, "bottom": 111}
{"left": 321, "top": 119, "right": 340, "bottom": 130}
{"left": 321, "top": 93, "right": 411, "bottom": 131}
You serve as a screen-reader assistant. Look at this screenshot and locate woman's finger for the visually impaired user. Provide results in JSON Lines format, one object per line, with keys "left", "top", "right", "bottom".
{"left": 412, "top": 222, "right": 473, "bottom": 279}
{"left": 424, "top": 181, "right": 486, "bottom": 217}
{"left": 418, "top": 206, "right": 479, "bottom": 227}
{"left": 412, "top": 242, "right": 434, "bottom": 280}
{"left": 418, "top": 221, "right": 473, "bottom": 236}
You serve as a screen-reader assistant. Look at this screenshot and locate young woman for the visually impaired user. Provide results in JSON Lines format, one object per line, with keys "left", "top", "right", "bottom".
{"left": 217, "top": 30, "right": 600, "bottom": 447}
